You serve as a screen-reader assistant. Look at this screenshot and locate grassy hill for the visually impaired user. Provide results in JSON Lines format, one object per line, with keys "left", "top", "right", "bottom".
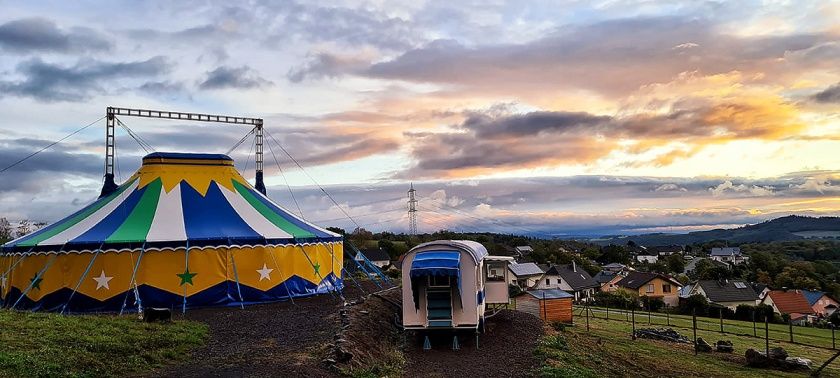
{"left": 592, "top": 215, "right": 840, "bottom": 246}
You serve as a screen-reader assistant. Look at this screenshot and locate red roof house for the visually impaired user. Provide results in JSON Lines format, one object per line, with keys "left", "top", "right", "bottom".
{"left": 761, "top": 290, "right": 817, "bottom": 323}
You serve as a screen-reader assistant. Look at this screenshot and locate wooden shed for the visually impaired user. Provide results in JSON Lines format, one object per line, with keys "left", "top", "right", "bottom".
{"left": 516, "top": 289, "right": 573, "bottom": 323}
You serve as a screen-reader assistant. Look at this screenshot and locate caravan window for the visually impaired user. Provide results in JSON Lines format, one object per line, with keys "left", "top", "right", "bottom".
{"left": 428, "top": 275, "right": 451, "bottom": 288}
{"left": 485, "top": 261, "right": 506, "bottom": 282}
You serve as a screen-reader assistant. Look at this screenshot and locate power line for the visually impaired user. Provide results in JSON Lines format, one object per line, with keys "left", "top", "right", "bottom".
{"left": 264, "top": 129, "right": 360, "bottom": 228}
{"left": 0, "top": 116, "right": 105, "bottom": 175}
{"left": 418, "top": 198, "right": 555, "bottom": 238}
{"left": 312, "top": 207, "right": 406, "bottom": 224}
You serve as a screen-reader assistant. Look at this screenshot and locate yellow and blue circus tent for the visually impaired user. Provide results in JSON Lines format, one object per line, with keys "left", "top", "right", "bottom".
{"left": 0, "top": 152, "right": 343, "bottom": 312}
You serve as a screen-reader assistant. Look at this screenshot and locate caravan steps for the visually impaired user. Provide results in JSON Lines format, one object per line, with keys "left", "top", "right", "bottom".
{"left": 426, "top": 289, "right": 453, "bottom": 327}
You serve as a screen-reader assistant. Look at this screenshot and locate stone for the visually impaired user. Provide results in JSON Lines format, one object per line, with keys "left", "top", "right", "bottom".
{"left": 715, "top": 340, "right": 733, "bottom": 353}
{"left": 785, "top": 357, "right": 812, "bottom": 370}
{"left": 695, "top": 337, "right": 713, "bottom": 353}
{"left": 745, "top": 348, "right": 770, "bottom": 367}
{"left": 768, "top": 347, "right": 788, "bottom": 360}
{"left": 360, "top": 310, "right": 369, "bottom": 315}
{"left": 633, "top": 328, "right": 691, "bottom": 343}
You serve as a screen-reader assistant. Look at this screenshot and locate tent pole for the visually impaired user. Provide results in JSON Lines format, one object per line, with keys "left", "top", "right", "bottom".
{"left": 227, "top": 242, "right": 245, "bottom": 310}
{"left": 120, "top": 243, "right": 146, "bottom": 316}
{"left": 61, "top": 243, "right": 103, "bottom": 314}
{"left": 182, "top": 242, "right": 190, "bottom": 314}
{"left": 267, "top": 244, "right": 295, "bottom": 305}
{"left": 12, "top": 246, "right": 61, "bottom": 310}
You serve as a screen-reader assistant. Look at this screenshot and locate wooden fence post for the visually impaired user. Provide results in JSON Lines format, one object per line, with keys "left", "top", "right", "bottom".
{"left": 789, "top": 319, "right": 793, "bottom": 343}
{"left": 631, "top": 307, "right": 636, "bottom": 340}
{"left": 719, "top": 308, "right": 724, "bottom": 333}
{"left": 692, "top": 309, "right": 697, "bottom": 356}
{"left": 586, "top": 302, "right": 590, "bottom": 332}
{"left": 666, "top": 306, "right": 670, "bottom": 327}
{"left": 647, "top": 300, "right": 651, "bottom": 325}
{"left": 765, "top": 316, "right": 769, "bottom": 356}
{"left": 752, "top": 309, "right": 756, "bottom": 337}
{"left": 606, "top": 303, "right": 609, "bottom": 321}
{"left": 833, "top": 324, "right": 836, "bottom": 350}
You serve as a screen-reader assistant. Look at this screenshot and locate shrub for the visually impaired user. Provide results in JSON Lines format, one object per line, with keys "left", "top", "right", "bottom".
{"left": 640, "top": 296, "right": 665, "bottom": 312}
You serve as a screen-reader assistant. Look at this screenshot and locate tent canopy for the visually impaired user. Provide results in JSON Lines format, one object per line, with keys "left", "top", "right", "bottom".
{"left": 409, "top": 251, "right": 461, "bottom": 278}
{"left": 2, "top": 152, "right": 340, "bottom": 254}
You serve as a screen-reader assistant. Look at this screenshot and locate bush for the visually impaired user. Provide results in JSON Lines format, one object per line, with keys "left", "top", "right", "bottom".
{"left": 678, "top": 294, "right": 710, "bottom": 316}
{"left": 593, "top": 290, "right": 639, "bottom": 309}
{"left": 509, "top": 284, "right": 523, "bottom": 298}
{"left": 640, "top": 296, "right": 665, "bottom": 312}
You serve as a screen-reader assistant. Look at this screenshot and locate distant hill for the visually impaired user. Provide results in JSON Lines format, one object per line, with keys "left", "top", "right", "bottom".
{"left": 590, "top": 215, "right": 840, "bottom": 246}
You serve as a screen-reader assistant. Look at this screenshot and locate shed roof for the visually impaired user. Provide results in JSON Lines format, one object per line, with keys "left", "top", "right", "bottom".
{"left": 509, "top": 262, "right": 544, "bottom": 277}
{"left": 696, "top": 280, "right": 758, "bottom": 303}
{"left": 767, "top": 290, "right": 816, "bottom": 315}
{"left": 525, "top": 289, "right": 574, "bottom": 300}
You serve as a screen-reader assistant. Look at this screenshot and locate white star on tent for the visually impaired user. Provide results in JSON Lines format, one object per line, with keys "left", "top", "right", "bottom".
{"left": 92, "top": 270, "right": 113, "bottom": 290}
{"left": 257, "top": 263, "right": 273, "bottom": 281}
{"left": 0, "top": 274, "right": 6, "bottom": 289}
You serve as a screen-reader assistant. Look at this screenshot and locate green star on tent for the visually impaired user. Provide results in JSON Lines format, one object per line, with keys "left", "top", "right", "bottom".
{"left": 30, "top": 274, "right": 43, "bottom": 290}
{"left": 313, "top": 262, "right": 321, "bottom": 275}
{"left": 177, "top": 269, "right": 197, "bottom": 286}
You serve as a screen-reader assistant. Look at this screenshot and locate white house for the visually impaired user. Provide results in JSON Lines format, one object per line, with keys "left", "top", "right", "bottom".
{"left": 356, "top": 248, "right": 391, "bottom": 268}
{"left": 635, "top": 254, "right": 659, "bottom": 264}
{"left": 533, "top": 263, "right": 599, "bottom": 301}
{"left": 508, "top": 262, "right": 544, "bottom": 289}
{"left": 709, "top": 247, "right": 749, "bottom": 265}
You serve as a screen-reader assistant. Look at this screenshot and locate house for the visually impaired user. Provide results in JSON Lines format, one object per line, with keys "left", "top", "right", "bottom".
{"left": 647, "top": 245, "right": 684, "bottom": 256}
{"left": 615, "top": 271, "right": 683, "bottom": 307}
{"left": 508, "top": 262, "right": 544, "bottom": 290}
{"left": 516, "top": 289, "right": 574, "bottom": 323}
{"left": 802, "top": 290, "right": 840, "bottom": 317}
{"left": 533, "top": 263, "right": 599, "bottom": 301}
{"left": 761, "top": 290, "right": 818, "bottom": 324}
{"left": 751, "top": 283, "right": 771, "bottom": 301}
{"left": 602, "top": 263, "right": 628, "bottom": 272}
{"left": 635, "top": 253, "right": 659, "bottom": 264}
{"left": 514, "top": 246, "right": 534, "bottom": 258}
{"left": 356, "top": 247, "right": 391, "bottom": 268}
{"left": 688, "top": 280, "right": 759, "bottom": 310}
{"left": 595, "top": 263, "right": 632, "bottom": 293}
{"left": 709, "top": 247, "right": 749, "bottom": 265}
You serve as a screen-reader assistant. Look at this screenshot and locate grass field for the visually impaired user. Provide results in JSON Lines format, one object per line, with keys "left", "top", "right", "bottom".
{"left": 577, "top": 305, "right": 837, "bottom": 349}
{"left": 0, "top": 310, "right": 207, "bottom": 378}
{"left": 538, "top": 316, "right": 840, "bottom": 377}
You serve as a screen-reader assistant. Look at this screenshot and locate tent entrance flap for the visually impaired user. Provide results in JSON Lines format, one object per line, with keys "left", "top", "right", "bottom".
{"left": 409, "top": 251, "right": 460, "bottom": 278}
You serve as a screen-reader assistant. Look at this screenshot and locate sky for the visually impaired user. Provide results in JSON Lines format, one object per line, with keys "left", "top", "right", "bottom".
{"left": 0, "top": 0, "right": 839, "bottom": 237}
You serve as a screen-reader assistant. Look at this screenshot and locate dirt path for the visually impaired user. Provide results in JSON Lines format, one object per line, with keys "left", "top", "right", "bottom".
{"left": 158, "top": 284, "right": 376, "bottom": 378}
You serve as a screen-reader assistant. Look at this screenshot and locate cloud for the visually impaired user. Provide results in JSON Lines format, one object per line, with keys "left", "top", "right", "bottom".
{"left": 268, "top": 127, "right": 400, "bottom": 167}
{"left": 0, "top": 57, "right": 170, "bottom": 102}
{"left": 709, "top": 180, "right": 775, "bottom": 197}
{"left": 401, "top": 97, "right": 805, "bottom": 178}
{"left": 357, "top": 17, "right": 836, "bottom": 97}
{"left": 654, "top": 183, "right": 688, "bottom": 192}
{"left": 811, "top": 82, "right": 840, "bottom": 103}
{"left": 262, "top": 2, "right": 419, "bottom": 50}
{"left": 287, "top": 51, "right": 375, "bottom": 83}
{"left": 0, "top": 17, "right": 111, "bottom": 53}
{"left": 199, "top": 66, "right": 272, "bottom": 90}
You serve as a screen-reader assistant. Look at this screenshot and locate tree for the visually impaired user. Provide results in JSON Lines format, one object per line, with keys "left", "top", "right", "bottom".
{"left": 598, "top": 244, "right": 630, "bottom": 265}
{"left": 665, "top": 254, "right": 685, "bottom": 274}
{"left": 0, "top": 217, "right": 12, "bottom": 242}
{"left": 16, "top": 220, "right": 31, "bottom": 238}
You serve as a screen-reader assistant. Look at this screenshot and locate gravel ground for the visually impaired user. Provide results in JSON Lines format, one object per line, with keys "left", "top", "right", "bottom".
{"left": 403, "top": 310, "right": 544, "bottom": 378}
{"left": 157, "top": 284, "right": 375, "bottom": 378}
{"left": 158, "top": 282, "right": 544, "bottom": 377}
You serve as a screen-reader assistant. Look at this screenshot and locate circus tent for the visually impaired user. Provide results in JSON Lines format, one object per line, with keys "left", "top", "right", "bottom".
{"left": 0, "top": 152, "right": 343, "bottom": 312}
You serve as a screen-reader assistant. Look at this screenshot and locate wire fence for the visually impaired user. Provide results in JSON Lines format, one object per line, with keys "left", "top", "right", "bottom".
{"left": 572, "top": 304, "right": 838, "bottom": 350}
